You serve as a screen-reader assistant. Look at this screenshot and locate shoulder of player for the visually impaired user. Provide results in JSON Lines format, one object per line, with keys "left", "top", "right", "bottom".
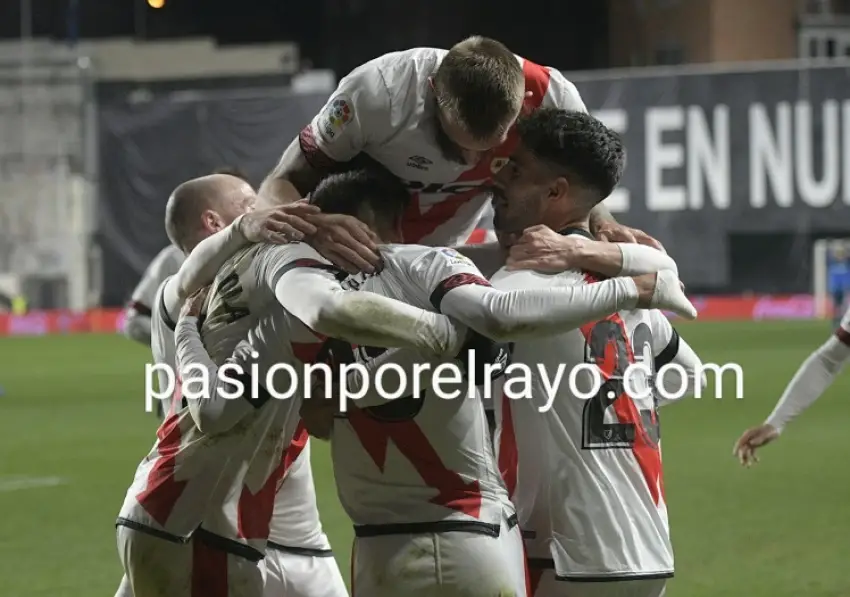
{"left": 515, "top": 56, "right": 584, "bottom": 112}
{"left": 491, "top": 266, "right": 585, "bottom": 289}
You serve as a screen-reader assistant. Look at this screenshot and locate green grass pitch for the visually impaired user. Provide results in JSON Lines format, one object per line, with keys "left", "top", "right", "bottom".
{"left": 1, "top": 320, "right": 848, "bottom": 596}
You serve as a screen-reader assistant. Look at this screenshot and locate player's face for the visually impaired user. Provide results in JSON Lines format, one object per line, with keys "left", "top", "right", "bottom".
{"left": 436, "top": 108, "right": 513, "bottom": 166}
{"left": 491, "top": 143, "right": 560, "bottom": 244}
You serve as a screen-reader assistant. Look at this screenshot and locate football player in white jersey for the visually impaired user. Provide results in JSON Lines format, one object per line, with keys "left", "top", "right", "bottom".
{"left": 289, "top": 168, "right": 694, "bottom": 597}
{"left": 488, "top": 109, "right": 706, "bottom": 597}
{"left": 258, "top": 36, "right": 661, "bottom": 274}
{"left": 123, "top": 166, "right": 254, "bottom": 418}
{"left": 734, "top": 307, "right": 850, "bottom": 466}
{"left": 124, "top": 244, "right": 184, "bottom": 418}
{"left": 124, "top": 244, "right": 184, "bottom": 348}
{"left": 115, "top": 174, "right": 322, "bottom": 597}
{"left": 167, "top": 174, "right": 466, "bottom": 597}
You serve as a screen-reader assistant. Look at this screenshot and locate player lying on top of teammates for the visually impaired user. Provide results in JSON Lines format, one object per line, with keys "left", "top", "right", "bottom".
{"left": 122, "top": 166, "right": 253, "bottom": 418}
{"left": 285, "top": 166, "right": 694, "bottom": 597}
{"left": 486, "top": 108, "right": 705, "bottom": 597}
{"left": 259, "top": 35, "right": 662, "bottom": 273}
{"left": 734, "top": 306, "right": 850, "bottom": 466}
{"left": 115, "top": 173, "right": 321, "bottom": 597}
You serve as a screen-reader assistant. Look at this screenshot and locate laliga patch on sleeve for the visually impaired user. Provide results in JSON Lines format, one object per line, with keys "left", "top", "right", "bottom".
{"left": 317, "top": 94, "right": 354, "bottom": 142}
{"left": 439, "top": 248, "right": 472, "bottom": 265}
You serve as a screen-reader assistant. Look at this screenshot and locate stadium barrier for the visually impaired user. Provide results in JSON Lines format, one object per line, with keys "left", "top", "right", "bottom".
{"left": 0, "top": 295, "right": 821, "bottom": 336}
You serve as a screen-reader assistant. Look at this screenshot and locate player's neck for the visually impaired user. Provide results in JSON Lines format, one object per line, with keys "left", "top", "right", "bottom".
{"left": 545, "top": 211, "right": 591, "bottom": 237}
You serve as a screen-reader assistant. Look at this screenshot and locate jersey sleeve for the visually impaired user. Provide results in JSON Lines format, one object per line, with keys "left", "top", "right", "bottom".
{"left": 129, "top": 246, "right": 181, "bottom": 313}
{"left": 542, "top": 68, "right": 587, "bottom": 113}
{"left": 763, "top": 316, "right": 850, "bottom": 432}
{"left": 298, "top": 60, "right": 393, "bottom": 168}
{"left": 410, "top": 248, "right": 640, "bottom": 342}
{"left": 647, "top": 311, "right": 705, "bottom": 404}
{"left": 124, "top": 247, "right": 180, "bottom": 345}
{"left": 175, "top": 316, "right": 263, "bottom": 435}
{"left": 267, "top": 245, "right": 462, "bottom": 355}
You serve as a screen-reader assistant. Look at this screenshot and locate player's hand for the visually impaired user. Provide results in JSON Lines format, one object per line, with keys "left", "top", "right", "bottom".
{"left": 505, "top": 225, "right": 586, "bottom": 272}
{"left": 299, "top": 397, "right": 337, "bottom": 440}
{"left": 305, "top": 213, "right": 382, "bottom": 275}
{"left": 181, "top": 286, "right": 210, "bottom": 319}
{"left": 733, "top": 424, "right": 779, "bottom": 467}
{"left": 632, "top": 271, "right": 697, "bottom": 320}
{"left": 594, "top": 221, "right": 665, "bottom": 252}
{"left": 238, "top": 201, "right": 320, "bottom": 244}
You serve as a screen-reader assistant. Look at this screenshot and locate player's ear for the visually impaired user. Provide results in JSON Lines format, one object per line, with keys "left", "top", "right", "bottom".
{"left": 549, "top": 176, "right": 569, "bottom": 203}
{"left": 200, "top": 209, "right": 225, "bottom": 233}
{"left": 427, "top": 76, "right": 435, "bottom": 92}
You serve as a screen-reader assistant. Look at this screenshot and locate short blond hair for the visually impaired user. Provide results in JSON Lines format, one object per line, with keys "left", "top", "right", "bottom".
{"left": 433, "top": 36, "right": 525, "bottom": 141}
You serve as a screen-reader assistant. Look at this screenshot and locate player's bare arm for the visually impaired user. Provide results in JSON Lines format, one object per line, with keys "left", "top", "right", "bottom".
{"left": 259, "top": 142, "right": 381, "bottom": 274}
{"left": 455, "top": 226, "right": 675, "bottom": 277}
{"left": 505, "top": 225, "right": 677, "bottom": 275}
{"left": 734, "top": 326, "right": 850, "bottom": 466}
{"left": 258, "top": 137, "right": 324, "bottom": 207}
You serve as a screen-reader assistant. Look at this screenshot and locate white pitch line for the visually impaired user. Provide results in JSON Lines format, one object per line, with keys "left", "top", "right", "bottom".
{"left": 0, "top": 476, "right": 68, "bottom": 493}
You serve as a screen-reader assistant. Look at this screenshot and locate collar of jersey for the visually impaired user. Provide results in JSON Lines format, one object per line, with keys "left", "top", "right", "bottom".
{"left": 557, "top": 226, "right": 594, "bottom": 240}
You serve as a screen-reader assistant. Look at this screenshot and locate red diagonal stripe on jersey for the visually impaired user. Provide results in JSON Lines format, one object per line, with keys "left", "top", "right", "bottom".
{"left": 136, "top": 378, "right": 188, "bottom": 526}
{"left": 237, "top": 421, "right": 308, "bottom": 540}
{"left": 136, "top": 415, "right": 188, "bottom": 526}
{"left": 401, "top": 59, "right": 551, "bottom": 243}
{"left": 578, "top": 308, "right": 665, "bottom": 506}
{"left": 347, "top": 406, "right": 482, "bottom": 517}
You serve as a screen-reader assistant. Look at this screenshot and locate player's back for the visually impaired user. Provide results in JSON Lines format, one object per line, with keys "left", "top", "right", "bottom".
{"left": 195, "top": 242, "right": 336, "bottom": 554}
{"left": 491, "top": 263, "right": 674, "bottom": 579}
{"left": 331, "top": 244, "right": 511, "bottom": 533}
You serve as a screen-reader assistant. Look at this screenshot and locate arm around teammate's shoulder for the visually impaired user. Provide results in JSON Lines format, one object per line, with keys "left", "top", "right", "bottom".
{"left": 268, "top": 248, "right": 462, "bottom": 355}
{"left": 414, "top": 248, "right": 695, "bottom": 342}
{"left": 505, "top": 226, "right": 677, "bottom": 276}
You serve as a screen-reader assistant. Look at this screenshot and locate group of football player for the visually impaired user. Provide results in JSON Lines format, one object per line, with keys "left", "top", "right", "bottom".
{"left": 117, "top": 34, "right": 836, "bottom": 597}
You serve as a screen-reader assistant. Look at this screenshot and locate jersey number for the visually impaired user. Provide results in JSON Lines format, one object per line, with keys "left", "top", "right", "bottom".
{"left": 581, "top": 318, "right": 660, "bottom": 450}
{"left": 217, "top": 272, "right": 250, "bottom": 324}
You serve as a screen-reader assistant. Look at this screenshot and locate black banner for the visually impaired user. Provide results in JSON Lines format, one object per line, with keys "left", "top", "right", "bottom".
{"left": 96, "top": 64, "right": 850, "bottom": 304}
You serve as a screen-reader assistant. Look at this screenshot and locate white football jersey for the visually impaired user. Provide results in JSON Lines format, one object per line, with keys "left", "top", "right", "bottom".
{"left": 196, "top": 243, "right": 340, "bottom": 554}
{"left": 129, "top": 245, "right": 184, "bottom": 314}
{"left": 332, "top": 244, "right": 512, "bottom": 533}
{"left": 300, "top": 47, "right": 586, "bottom": 247}
{"left": 117, "top": 243, "right": 333, "bottom": 557}
{"left": 491, "top": 237, "right": 678, "bottom": 580}
{"left": 267, "top": 438, "right": 332, "bottom": 552}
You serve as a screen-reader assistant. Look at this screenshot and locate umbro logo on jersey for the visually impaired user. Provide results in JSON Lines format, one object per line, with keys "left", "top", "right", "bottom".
{"left": 406, "top": 155, "right": 433, "bottom": 171}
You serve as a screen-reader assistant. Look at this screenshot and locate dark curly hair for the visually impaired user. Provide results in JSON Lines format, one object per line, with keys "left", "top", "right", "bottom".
{"left": 516, "top": 108, "right": 625, "bottom": 205}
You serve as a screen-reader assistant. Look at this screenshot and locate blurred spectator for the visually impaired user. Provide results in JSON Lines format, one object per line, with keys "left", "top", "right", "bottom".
{"left": 827, "top": 243, "right": 850, "bottom": 326}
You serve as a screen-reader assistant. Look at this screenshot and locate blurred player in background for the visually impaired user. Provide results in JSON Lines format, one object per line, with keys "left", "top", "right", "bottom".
{"left": 122, "top": 166, "right": 253, "bottom": 417}
{"left": 827, "top": 242, "right": 850, "bottom": 328}
{"left": 734, "top": 307, "right": 850, "bottom": 466}
{"left": 490, "top": 109, "right": 704, "bottom": 597}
